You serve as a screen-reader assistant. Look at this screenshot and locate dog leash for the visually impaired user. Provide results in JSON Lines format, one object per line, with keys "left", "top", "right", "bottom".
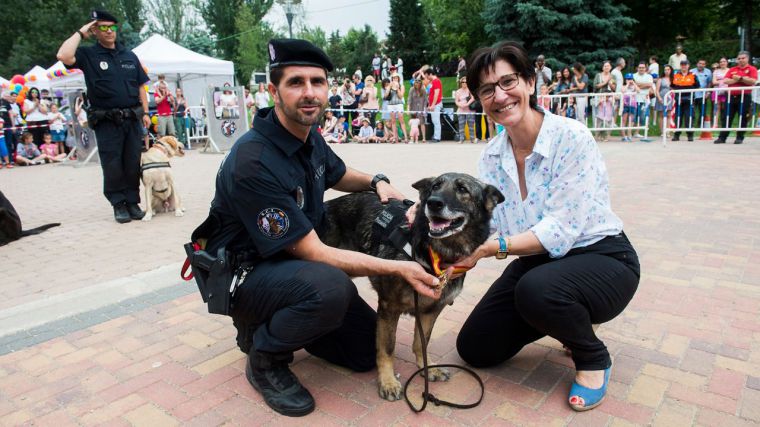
{"left": 403, "top": 289, "right": 485, "bottom": 413}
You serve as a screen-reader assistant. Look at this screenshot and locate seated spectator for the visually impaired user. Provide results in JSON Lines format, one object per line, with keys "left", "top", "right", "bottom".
{"left": 15, "top": 132, "right": 49, "bottom": 165}
{"left": 324, "top": 116, "right": 348, "bottom": 144}
{"left": 408, "top": 113, "right": 421, "bottom": 144}
{"left": 39, "top": 132, "right": 66, "bottom": 162}
{"left": 48, "top": 104, "right": 68, "bottom": 154}
{"left": 370, "top": 121, "right": 388, "bottom": 143}
{"left": 354, "top": 118, "right": 373, "bottom": 143}
{"left": 321, "top": 110, "right": 338, "bottom": 137}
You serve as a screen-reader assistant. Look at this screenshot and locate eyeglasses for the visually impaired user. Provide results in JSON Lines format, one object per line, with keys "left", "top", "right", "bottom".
{"left": 475, "top": 73, "right": 520, "bottom": 100}
{"left": 97, "top": 24, "right": 118, "bottom": 32}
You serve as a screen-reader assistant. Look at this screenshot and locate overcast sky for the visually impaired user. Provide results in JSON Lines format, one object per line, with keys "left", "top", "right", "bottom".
{"left": 265, "top": 0, "right": 391, "bottom": 39}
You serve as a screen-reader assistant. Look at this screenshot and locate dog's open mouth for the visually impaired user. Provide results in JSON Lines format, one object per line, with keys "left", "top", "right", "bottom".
{"left": 428, "top": 214, "right": 467, "bottom": 238}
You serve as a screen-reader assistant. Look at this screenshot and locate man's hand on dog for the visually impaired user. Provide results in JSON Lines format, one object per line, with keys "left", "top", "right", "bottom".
{"left": 397, "top": 261, "right": 442, "bottom": 299}
{"left": 375, "top": 181, "right": 406, "bottom": 204}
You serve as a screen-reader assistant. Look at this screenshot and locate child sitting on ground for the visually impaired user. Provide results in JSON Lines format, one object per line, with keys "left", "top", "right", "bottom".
{"left": 408, "top": 113, "right": 421, "bottom": 144}
{"left": 0, "top": 118, "right": 12, "bottom": 169}
{"left": 324, "top": 116, "right": 348, "bottom": 144}
{"left": 15, "top": 132, "right": 49, "bottom": 166}
{"left": 370, "top": 121, "right": 387, "bottom": 143}
{"left": 355, "top": 118, "right": 373, "bottom": 143}
{"left": 39, "top": 132, "right": 67, "bottom": 162}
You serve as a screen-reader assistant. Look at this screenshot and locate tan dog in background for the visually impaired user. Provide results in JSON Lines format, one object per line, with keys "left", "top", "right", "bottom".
{"left": 140, "top": 136, "right": 185, "bottom": 221}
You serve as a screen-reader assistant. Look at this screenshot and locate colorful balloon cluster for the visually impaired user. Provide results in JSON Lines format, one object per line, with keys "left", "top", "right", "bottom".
{"left": 1, "top": 74, "right": 30, "bottom": 105}
{"left": 47, "top": 68, "right": 82, "bottom": 79}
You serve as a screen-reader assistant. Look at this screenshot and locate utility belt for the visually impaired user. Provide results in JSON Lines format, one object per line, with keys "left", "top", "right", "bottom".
{"left": 181, "top": 212, "right": 256, "bottom": 315}
{"left": 87, "top": 105, "right": 143, "bottom": 127}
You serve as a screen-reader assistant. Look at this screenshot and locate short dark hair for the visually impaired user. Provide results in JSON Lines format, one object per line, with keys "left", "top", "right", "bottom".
{"left": 22, "top": 131, "right": 33, "bottom": 141}
{"left": 43, "top": 131, "right": 51, "bottom": 138}
{"left": 572, "top": 62, "right": 586, "bottom": 73}
{"left": 423, "top": 67, "right": 438, "bottom": 76}
{"left": 466, "top": 41, "right": 537, "bottom": 110}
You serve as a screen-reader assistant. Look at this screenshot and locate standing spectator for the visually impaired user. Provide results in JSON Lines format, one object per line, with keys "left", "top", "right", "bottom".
{"left": 254, "top": 82, "right": 270, "bottom": 110}
{"left": 668, "top": 45, "right": 687, "bottom": 71}
{"left": 457, "top": 55, "right": 467, "bottom": 79}
{"left": 568, "top": 62, "right": 589, "bottom": 125}
{"left": 633, "top": 61, "right": 654, "bottom": 136}
{"left": 711, "top": 57, "right": 729, "bottom": 123}
{"left": 715, "top": 51, "right": 757, "bottom": 144}
{"left": 1, "top": 90, "right": 19, "bottom": 157}
{"left": 386, "top": 73, "right": 407, "bottom": 143}
{"left": 358, "top": 75, "right": 379, "bottom": 127}
{"left": 352, "top": 74, "right": 365, "bottom": 118}
{"left": 621, "top": 74, "right": 639, "bottom": 142}
{"left": 48, "top": 104, "right": 68, "bottom": 154}
{"left": 395, "top": 56, "right": 404, "bottom": 80}
{"left": 648, "top": 56, "right": 660, "bottom": 77}
{"left": 354, "top": 66, "right": 362, "bottom": 80}
{"left": 611, "top": 58, "right": 626, "bottom": 96}
{"left": 593, "top": 61, "right": 615, "bottom": 141}
{"left": 454, "top": 76, "right": 477, "bottom": 143}
{"left": 154, "top": 81, "right": 175, "bottom": 137}
{"left": 339, "top": 78, "right": 356, "bottom": 121}
{"left": 0, "top": 116, "right": 10, "bottom": 168}
{"left": 557, "top": 67, "right": 573, "bottom": 94}
{"left": 381, "top": 56, "right": 390, "bottom": 80}
{"left": 328, "top": 85, "right": 342, "bottom": 115}
{"left": 534, "top": 55, "right": 552, "bottom": 92}
{"left": 690, "top": 59, "right": 712, "bottom": 127}
{"left": 655, "top": 65, "right": 674, "bottom": 132}
{"left": 372, "top": 53, "right": 381, "bottom": 78}
{"left": 23, "top": 87, "right": 50, "bottom": 147}
{"left": 379, "top": 78, "right": 391, "bottom": 130}
{"left": 174, "top": 87, "right": 188, "bottom": 144}
{"left": 425, "top": 67, "right": 443, "bottom": 142}
{"left": 407, "top": 79, "right": 427, "bottom": 142}
{"left": 671, "top": 60, "right": 699, "bottom": 141}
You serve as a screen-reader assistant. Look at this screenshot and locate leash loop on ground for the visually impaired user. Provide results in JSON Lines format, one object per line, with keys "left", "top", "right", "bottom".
{"left": 403, "top": 292, "right": 484, "bottom": 413}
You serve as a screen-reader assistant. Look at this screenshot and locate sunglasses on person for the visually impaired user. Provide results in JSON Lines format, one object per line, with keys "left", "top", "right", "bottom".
{"left": 97, "top": 24, "right": 118, "bottom": 32}
{"left": 475, "top": 73, "right": 520, "bottom": 100}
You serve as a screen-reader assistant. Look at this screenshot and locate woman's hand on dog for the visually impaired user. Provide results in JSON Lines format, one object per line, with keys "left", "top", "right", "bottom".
{"left": 396, "top": 261, "right": 442, "bottom": 299}
{"left": 443, "top": 243, "right": 489, "bottom": 280}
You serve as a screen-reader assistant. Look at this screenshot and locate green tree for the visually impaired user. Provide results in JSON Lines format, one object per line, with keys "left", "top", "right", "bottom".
{"left": 298, "top": 27, "right": 327, "bottom": 51}
{"left": 482, "top": 0, "right": 636, "bottom": 71}
{"left": 341, "top": 25, "right": 380, "bottom": 77}
{"left": 145, "top": 0, "right": 203, "bottom": 44}
{"left": 422, "top": 0, "right": 486, "bottom": 62}
{"left": 325, "top": 31, "right": 345, "bottom": 73}
{"left": 235, "top": 7, "right": 278, "bottom": 85}
{"left": 386, "top": 0, "right": 430, "bottom": 73}
{"left": 113, "top": 0, "right": 146, "bottom": 35}
{"left": 182, "top": 30, "right": 218, "bottom": 57}
{"left": 202, "top": 0, "right": 243, "bottom": 60}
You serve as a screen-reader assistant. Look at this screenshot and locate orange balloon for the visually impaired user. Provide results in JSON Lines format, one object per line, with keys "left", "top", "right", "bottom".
{"left": 29, "top": 75, "right": 37, "bottom": 82}
{"left": 16, "top": 94, "right": 25, "bottom": 104}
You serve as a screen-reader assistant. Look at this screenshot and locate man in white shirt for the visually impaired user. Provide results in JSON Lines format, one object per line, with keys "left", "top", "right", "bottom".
{"left": 371, "top": 53, "right": 380, "bottom": 78}
{"left": 611, "top": 57, "right": 626, "bottom": 93}
{"left": 633, "top": 61, "right": 654, "bottom": 135}
{"left": 535, "top": 55, "right": 551, "bottom": 92}
{"left": 648, "top": 56, "right": 660, "bottom": 76}
{"left": 668, "top": 45, "right": 687, "bottom": 71}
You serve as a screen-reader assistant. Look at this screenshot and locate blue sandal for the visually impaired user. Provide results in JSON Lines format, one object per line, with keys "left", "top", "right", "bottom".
{"left": 568, "top": 365, "right": 611, "bottom": 411}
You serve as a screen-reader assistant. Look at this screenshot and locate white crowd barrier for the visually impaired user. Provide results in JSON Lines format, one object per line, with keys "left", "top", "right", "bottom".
{"left": 660, "top": 86, "right": 760, "bottom": 146}
{"left": 539, "top": 93, "right": 650, "bottom": 138}
{"left": 185, "top": 106, "right": 208, "bottom": 149}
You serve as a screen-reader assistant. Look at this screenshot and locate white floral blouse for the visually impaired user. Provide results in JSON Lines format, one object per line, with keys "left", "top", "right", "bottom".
{"left": 479, "top": 108, "right": 623, "bottom": 258}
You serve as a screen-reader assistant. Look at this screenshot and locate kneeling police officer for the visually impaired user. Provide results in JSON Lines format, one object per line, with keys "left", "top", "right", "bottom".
{"left": 196, "top": 39, "right": 440, "bottom": 417}
{"left": 57, "top": 10, "right": 151, "bottom": 223}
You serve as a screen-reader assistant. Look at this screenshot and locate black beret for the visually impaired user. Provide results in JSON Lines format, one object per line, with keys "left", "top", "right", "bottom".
{"left": 91, "top": 9, "right": 118, "bottom": 23}
{"left": 268, "top": 39, "right": 334, "bottom": 72}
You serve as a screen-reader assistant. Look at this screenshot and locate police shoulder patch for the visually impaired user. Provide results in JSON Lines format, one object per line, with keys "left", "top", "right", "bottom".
{"left": 257, "top": 208, "right": 289, "bottom": 239}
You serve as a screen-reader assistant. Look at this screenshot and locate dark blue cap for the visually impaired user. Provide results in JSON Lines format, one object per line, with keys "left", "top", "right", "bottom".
{"left": 91, "top": 9, "right": 118, "bottom": 23}
{"left": 268, "top": 39, "right": 334, "bottom": 72}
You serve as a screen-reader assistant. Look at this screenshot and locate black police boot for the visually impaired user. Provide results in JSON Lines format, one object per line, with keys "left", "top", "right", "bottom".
{"left": 126, "top": 203, "right": 145, "bottom": 220}
{"left": 246, "top": 351, "right": 315, "bottom": 417}
{"left": 113, "top": 203, "right": 131, "bottom": 223}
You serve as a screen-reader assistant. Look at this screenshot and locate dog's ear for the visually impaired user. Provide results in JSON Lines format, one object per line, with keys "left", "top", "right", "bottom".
{"left": 411, "top": 177, "right": 435, "bottom": 193}
{"left": 483, "top": 184, "right": 505, "bottom": 212}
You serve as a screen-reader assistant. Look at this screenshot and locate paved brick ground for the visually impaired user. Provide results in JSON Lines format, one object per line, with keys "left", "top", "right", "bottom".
{"left": 1, "top": 136, "right": 760, "bottom": 425}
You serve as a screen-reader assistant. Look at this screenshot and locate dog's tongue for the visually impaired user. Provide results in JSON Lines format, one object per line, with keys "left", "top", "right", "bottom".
{"left": 430, "top": 219, "right": 452, "bottom": 230}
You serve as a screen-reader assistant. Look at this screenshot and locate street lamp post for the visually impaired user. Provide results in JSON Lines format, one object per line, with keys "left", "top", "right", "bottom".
{"left": 283, "top": 0, "right": 296, "bottom": 39}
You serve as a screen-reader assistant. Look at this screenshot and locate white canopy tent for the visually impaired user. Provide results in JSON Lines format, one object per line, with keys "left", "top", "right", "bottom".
{"left": 133, "top": 34, "right": 235, "bottom": 106}
{"left": 24, "top": 66, "right": 52, "bottom": 91}
{"left": 0, "top": 76, "right": 8, "bottom": 87}
{"left": 46, "top": 61, "right": 86, "bottom": 92}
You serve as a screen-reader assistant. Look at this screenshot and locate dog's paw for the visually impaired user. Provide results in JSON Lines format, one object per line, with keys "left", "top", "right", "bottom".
{"left": 141, "top": 214, "right": 153, "bottom": 222}
{"left": 420, "top": 367, "right": 451, "bottom": 382}
{"left": 174, "top": 210, "right": 184, "bottom": 217}
{"left": 378, "top": 377, "right": 403, "bottom": 401}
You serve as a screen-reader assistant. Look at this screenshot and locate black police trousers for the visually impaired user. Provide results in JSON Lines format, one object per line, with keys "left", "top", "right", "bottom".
{"left": 93, "top": 118, "right": 142, "bottom": 206}
{"left": 231, "top": 258, "right": 377, "bottom": 372}
{"left": 457, "top": 233, "right": 640, "bottom": 371}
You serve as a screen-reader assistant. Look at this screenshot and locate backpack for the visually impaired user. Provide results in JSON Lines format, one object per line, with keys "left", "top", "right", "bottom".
{"left": 0, "top": 190, "right": 60, "bottom": 246}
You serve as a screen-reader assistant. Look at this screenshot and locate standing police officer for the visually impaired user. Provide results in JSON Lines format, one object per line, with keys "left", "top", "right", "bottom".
{"left": 200, "top": 39, "right": 440, "bottom": 417}
{"left": 57, "top": 10, "right": 150, "bottom": 223}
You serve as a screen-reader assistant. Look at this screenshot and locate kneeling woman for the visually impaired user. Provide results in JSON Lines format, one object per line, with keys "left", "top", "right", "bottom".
{"left": 454, "top": 41, "right": 640, "bottom": 411}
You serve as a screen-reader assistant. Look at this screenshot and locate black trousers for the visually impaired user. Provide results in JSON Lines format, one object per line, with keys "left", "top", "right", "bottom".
{"left": 457, "top": 233, "right": 640, "bottom": 371}
{"left": 231, "top": 258, "right": 377, "bottom": 372}
{"left": 718, "top": 95, "right": 753, "bottom": 141}
{"left": 673, "top": 97, "right": 694, "bottom": 139}
{"left": 93, "top": 118, "right": 142, "bottom": 206}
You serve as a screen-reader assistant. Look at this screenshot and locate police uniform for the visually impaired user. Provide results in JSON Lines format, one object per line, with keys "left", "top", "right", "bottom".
{"left": 204, "top": 40, "right": 377, "bottom": 376}
{"left": 65, "top": 10, "right": 148, "bottom": 208}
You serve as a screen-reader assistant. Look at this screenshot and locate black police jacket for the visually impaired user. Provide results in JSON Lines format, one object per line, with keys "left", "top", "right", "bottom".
{"left": 205, "top": 107, "right": 346, "bottom": 260}
{"left": 71, "top": 41, "right": 149, "bottom": 109}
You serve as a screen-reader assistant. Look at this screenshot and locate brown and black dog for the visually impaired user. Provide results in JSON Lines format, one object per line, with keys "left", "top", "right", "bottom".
{"left": 323, "top": 173, "right": 504, "bottom": 401}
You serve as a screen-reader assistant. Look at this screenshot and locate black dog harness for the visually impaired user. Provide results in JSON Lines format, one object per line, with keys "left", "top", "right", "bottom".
{"left": 371, "top": 201, "right": 484, "bottom": 413}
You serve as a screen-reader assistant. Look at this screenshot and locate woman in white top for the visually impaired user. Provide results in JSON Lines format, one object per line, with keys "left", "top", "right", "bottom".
{"left": 254, "top": 82, "right": 270, "bottom": 110}
{"left": 23, "top": 87, "right": 50, "bottom": 146}
{"left": 359, "top": 75, "right": 379, "bottom": 127}
{"left": 711, "top": 57, "right": 729, "bottom": 123}
{"left": 385, "top": 73, "right": 407, "bottom": 143}
{"left": 454, "top": 76, "right": 477, "bottom": 143}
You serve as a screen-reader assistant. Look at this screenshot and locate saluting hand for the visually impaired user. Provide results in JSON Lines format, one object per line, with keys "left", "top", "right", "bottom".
{"left": 79, "top": 21, "right": 96, "bottom": 39}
